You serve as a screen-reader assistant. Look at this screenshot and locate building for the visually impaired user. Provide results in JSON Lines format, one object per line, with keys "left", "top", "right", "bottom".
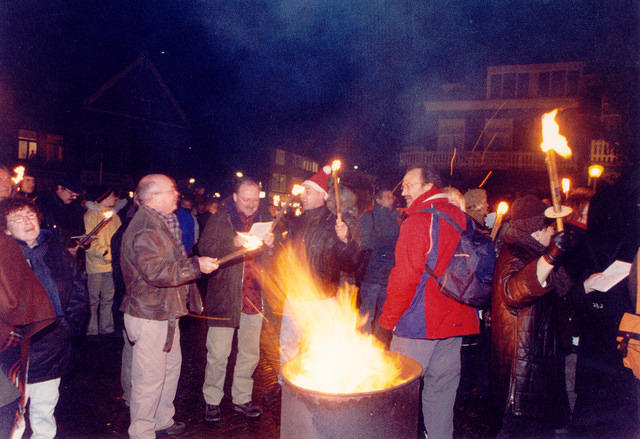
{"left": 400, "top": 61, "right": 628, "bottom": 189}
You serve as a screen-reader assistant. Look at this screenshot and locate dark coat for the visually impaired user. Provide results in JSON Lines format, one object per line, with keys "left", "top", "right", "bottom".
{"left": 490, "top": 231, "right": 568, "bottom": 424}
{"left": 359, "top": 202, "right": 399, "bottom": 286}
{"left": 199, "top": 198, "right": 273, "bottom": 328}
{"left": 288, "top": 205, "right": 361, "bottom": 298}
{"left": 35, "top": 191, "right": 84, "bottom": 249}
{"left": 16, "top": 231, "right": 88, "bottom": 383}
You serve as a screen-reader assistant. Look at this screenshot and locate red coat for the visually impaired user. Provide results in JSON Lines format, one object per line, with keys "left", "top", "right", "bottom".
{"left": 379, "top": 188, "right": 479, "bottom": 339}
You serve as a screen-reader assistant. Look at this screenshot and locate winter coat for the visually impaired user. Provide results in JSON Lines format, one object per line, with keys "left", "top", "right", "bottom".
{"left": 199, "top": 198, "right": 273, "bottom": 328}
{"left": 0, "top": 235, "right": 55, "bottom": 406}
{"left": 16, "top": 230, "right": 88, "bottom": 383}
{"left": 288, "top": 205, "right": 361, "bottom": 298}
{"left": 84, "top": 203, "right": 122, "bottom": 274}
{"left": 120, "top": 205, "right": 203, "bottom": 329}
{"left": 379, "top": 188, "right": 479, "bottom": 338}
{"left": 490, "top": 226, "right": 569, "bottom": 424}
{"left": 359, "top": 203, "right": 399, "bottom": 286}
{"left": 36, "top": 191, "right": 84, "bottom": 249}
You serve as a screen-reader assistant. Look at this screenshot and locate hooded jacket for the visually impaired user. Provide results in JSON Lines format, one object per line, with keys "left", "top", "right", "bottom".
{"left": 490, "top": 223, "right": 569, "bottom": 423}
{"left": 379, "top": 188, "right": 479, "bottom": 338}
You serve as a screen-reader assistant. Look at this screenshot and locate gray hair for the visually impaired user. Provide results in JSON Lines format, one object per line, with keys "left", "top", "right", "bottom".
{"left": 135, "top": 174, "right": 162, "bottom": 204}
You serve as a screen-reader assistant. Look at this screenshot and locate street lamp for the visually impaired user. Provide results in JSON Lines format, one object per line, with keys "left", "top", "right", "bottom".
{"left": 188, "top": 178, "right": 196, "bottom": 184}
{"left": 588, "top": 165, "right": 603, "bottom": 190}
{"left": 235, "top": 171, "right": 244, "bottom": 178}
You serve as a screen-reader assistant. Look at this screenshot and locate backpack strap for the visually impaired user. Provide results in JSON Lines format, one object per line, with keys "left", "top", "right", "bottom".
{"left": 417, "top": 207, "right": 465, "bottom": 281}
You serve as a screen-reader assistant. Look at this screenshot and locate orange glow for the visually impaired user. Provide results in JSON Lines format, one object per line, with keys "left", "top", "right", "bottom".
{"left": 561, "top": 178, "right": 571, "bottom": 194}
{"left": 497, "top": 201, "right": 509, "bottom": 216}
{"left": 103, "top": 210, "right": 114, "bottom": 219}
{"left": 11, "top": 166, "right": 25, "bottom": 184}
{"left": 263, "top": 245, "right": 410, "bottom": 394}
{"left": 331, "top": 160, "right": 341, "bottom": 172}
{"left": 541, "top": 109, "right": 572, "bottom": 157}
{"left": 236, "top": 232, "right": 263, "bottom": 251}
{"left": 291, "top": 184, "right": 305, "bottom": 196}
{"left": 588, "top": 164, "right": 603, "bottom": 178}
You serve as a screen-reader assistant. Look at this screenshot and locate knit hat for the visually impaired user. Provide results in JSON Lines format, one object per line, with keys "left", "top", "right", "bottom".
{"left": 303, "top": 165, "right": 332, "bottom": 200}
{"left": 87, "top": 185, "right": 114, "bottom": 203}
{"left": 509, "top": 194, "right": 550, "bottom": 235}
{"left": 58, "top": 175, "right": 82, "bottom": 194}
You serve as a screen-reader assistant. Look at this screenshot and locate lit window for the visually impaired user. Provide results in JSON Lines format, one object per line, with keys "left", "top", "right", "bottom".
{"left": 17, "top": 130, "right": 37, "bottom": 160}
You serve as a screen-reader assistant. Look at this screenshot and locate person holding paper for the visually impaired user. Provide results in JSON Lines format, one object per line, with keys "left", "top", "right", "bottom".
{"left": 199, "top": 177, "right": 274, "bottom": 422}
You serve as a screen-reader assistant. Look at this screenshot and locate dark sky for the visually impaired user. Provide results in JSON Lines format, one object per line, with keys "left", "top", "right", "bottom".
{"left": 0, "top": 0, "right": 637, "bottom": 179}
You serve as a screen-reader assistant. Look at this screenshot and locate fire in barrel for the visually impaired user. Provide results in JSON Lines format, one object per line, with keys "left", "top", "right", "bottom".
{"left": 263, "top": 246, "right": 422, "bottom": 439}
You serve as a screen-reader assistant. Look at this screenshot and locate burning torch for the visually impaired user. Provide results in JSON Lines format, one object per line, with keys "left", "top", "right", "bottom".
{"left": 269, "top": 184, "right": 305, "bottom": 233}
{"left": 490, "top": 201, "right": 509, "bottom": 241}
{"left": 540, "top": 109, "right": 573, "bottom": 232}
{"left": 217, "top": 232, "right": 263, "bottom": 265}
{"left": 12, "top": 166, "right": 25, "bottom": 186}
{"left": 75, "top": 210, "right": 114, "bottom": 247}
{"left": 331, "top": 160, "right": 342, "bottom": 222}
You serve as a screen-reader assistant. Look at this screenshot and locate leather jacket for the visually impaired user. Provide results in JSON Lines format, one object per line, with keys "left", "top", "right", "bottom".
{"left": 120, "top": 206, "right": 203, "bottom": 339}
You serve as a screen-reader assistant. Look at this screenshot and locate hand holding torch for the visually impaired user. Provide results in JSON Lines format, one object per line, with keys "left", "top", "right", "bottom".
{"left": 490, "top": 202, "right": 509, "bottom": 241}
{"left": 217, "top": 232, "right": 263, "bottom": 265}
{"left": 75, "top": 210, "right": 114, "bottom": 247}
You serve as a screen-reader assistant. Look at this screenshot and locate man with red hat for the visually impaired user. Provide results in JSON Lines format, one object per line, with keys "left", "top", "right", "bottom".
{"left": 279, "top": 165, "right": 361, "bottom": 370}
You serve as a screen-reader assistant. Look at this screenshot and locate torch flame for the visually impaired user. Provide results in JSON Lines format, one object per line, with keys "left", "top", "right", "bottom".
{"left": 291, "top": 184, "right": 305, "bottom": 196}
{"left": 263, "top": 245, "right": 410, "bottom": 394}
{"left": 541, "top": 110, "right": 572, "bottom": 158}
{"left": 497, "top": 201, "right": 509, "bottom": 216}
{"left": 561, "top": 178, "right": 571, "bottom": 195}
{"left": 12, "top": 166, "right": 25, "bottom": 184}
{"left": 331, "top": 160, "right": 341, "bottom": 172}
{"left": 103, "top": 210, "right": 114, "bottom": 219}
{"left": 236, "top": 232, "right": 263, "bottom": 251}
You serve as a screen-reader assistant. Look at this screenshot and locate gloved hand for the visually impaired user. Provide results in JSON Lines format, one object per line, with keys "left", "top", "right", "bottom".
{"left": 374, "top": 326, "right": 393, "bottom": 350}
{"left": 542, "top": 230, "right": 572, "bottom": 266}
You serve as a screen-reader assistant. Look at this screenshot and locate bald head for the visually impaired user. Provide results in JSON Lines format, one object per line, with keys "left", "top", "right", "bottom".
{"left": 136, "top": 174, "right": 179, "bottom": 214}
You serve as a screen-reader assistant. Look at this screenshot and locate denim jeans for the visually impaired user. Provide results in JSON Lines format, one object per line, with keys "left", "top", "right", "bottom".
{"left": 358, "top": 282, "right": 387, "bottom": 334}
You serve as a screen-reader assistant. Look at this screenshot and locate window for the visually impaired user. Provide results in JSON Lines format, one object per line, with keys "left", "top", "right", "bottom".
{"left": 538, "top": 72, "right": 550, "bottom": 97}
{"left": 437, "top": 119, "right": 465, "bottom": 151}
{"left": 275, "top": 149, "right": 286, "bottom": 165}
{"left": 17, "top": 130, "right": 37, "bottom": 160}
{"left": 489, "top": 74, "right": 501, "bottom": 99}
{"left": 551, "top": 71, "right": 566, "bottom": 97}
{"left": 517, "top": 73, "right": 529, "bottom": 98}
{"left": 270, "top": 173, "right": 286, "bottom": 193}
{"left": 502, "top": 73, "right": 516, "bottom": 98}
{"left": 483, "top": 118, "right": 513, "bottom": 150}
{"left": 567, "top": 71, "right": 579, "bottom": 96}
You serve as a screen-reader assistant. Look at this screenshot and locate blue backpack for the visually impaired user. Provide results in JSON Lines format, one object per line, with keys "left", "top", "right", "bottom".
{"left": 419, "top": 208, "right": 496, "bottom": 308}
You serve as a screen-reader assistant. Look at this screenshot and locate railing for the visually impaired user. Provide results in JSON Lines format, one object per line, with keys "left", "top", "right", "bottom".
{"left": 590, "top": 140, "right": 625, "bottom": 164}
{"left": 399, "top": 150, "right": 577, "bottom": 171}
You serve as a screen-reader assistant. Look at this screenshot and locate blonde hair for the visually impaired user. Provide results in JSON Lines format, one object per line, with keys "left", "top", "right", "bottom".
{"left": 442, "top": 186, "right": 466, "bottom": 211}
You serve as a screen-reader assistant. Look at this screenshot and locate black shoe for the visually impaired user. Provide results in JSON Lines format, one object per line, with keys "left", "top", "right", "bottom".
{"left": 155, "top": 421, "right": 186, "bottom": 436}
{"left": 204, "top": 404, "right": 221, "bottom": 422}
{"left": 232, "top": 401, "right": 262, "bottom": 418}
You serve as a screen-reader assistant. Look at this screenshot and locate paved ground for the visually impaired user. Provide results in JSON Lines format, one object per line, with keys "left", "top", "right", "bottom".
{"left": 43, "top": 315, "right": 638, "bottom": 439}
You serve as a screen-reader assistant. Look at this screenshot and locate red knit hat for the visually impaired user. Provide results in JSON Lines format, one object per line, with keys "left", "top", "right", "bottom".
{"left": 303, "top": 165, "right": 332, "bottom": 200}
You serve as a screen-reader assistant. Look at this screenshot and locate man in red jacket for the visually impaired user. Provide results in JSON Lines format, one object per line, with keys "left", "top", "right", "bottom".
{"left": 379, "top": 166, "right": 479, "bottom": 439}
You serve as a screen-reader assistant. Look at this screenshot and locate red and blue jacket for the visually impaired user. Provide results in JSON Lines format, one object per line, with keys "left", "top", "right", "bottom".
{"left": 380, "top": 187, "right": 480, "bottom": 339}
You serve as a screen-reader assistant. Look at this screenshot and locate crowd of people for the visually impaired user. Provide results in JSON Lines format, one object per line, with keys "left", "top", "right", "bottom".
{"left": 0, "top": 161, "right": 638, "bottom": 439}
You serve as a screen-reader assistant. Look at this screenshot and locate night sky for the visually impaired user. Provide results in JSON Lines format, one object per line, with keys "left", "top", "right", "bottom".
{"left": 0, "top": 0, "right": 637, "bottom": 181}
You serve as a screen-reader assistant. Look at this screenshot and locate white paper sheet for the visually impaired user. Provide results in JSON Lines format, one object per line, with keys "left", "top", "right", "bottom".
{"left": 591, "top": 260, "right": 632, "bottom": 292}
{"left": 249, "top": 221, "right": 273, "bottom": 241}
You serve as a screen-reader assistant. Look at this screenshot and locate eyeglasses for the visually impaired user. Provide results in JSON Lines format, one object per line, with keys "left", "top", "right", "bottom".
{"left": 7, "top": 212, "right": 38, "bottom": 225}
{"left": 63, "top": 188, "right": 79, "bottom": 198}
{"left": 401, "top": 182, "right": 423, "bottom": 191}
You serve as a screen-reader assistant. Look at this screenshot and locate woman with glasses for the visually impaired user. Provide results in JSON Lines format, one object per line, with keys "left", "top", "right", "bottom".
{"left": 0, "top": 197, "right": 88, "bottom": 439}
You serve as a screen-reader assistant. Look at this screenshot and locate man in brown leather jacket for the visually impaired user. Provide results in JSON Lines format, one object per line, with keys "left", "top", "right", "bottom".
{"left": 120, "top": 174, "right": 219, "bottom": 439}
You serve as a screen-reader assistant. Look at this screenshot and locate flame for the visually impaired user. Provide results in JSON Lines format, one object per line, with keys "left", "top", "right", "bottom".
{"left": 541, "top": 110, "right": 572, "bottom": 158}
{"left": 588, "top": 164, "right": 603, "bottom": 178}
{"left": 291, "top": 184, "right": 305, "bottom": 196}
{"left": 331, "top": 160, "right": 341, "bottom": 172}
{"left": 103, "top": 210, "right": 114, "bottom": 219}
{"left": 236, "top": 232, "right": 263, "bottom": 251}
{"left": 273, "top": 194, "right": 281, "bottom": 207}
{"left": 497, "top": 201, "right": 509, "bottom": 216}
{"left": 12, "top": 166, "right": 25, "bottom": 184}
{"left": 561, "top": 178, "right": 571, "bottom": 194}
{"left": 263, "top": 245, "right": 410, "bottom": 394}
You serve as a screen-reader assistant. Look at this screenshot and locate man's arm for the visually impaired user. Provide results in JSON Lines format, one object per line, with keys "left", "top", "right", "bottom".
{"left": 199, "top": 213, "right": 234, "bottom": 259}
{"left": 379, "top": 214, "right": 430, "bottom": 330}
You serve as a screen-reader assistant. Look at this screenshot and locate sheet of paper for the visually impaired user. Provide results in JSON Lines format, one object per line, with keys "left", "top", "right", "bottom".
{"left": 249, "top": 221, "right": 273, "bottom": 241}
{"left": 591, "top": 260, "right": 632, "bottom": 292}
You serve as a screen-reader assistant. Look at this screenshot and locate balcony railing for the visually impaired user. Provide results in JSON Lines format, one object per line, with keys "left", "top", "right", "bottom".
{"left": 590, "top": 139, "right": 625, "bottom": 165}
{"left": 399, "top": 150, "right": 578, "bottom": 171}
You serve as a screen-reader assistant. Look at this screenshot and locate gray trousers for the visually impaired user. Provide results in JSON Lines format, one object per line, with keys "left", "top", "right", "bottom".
{"left": 390, "top": 335, "right": 462, "bottom": 439}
